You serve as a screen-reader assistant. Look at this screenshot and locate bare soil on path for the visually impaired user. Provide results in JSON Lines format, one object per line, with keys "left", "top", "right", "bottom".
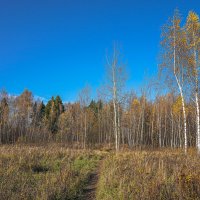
{"left": 81, "top": 159, "right": 103, "bottom": 200}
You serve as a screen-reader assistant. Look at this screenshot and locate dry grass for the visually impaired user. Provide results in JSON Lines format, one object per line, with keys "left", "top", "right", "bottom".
{"left": 97, "top": 149, "right": 200, "bottom": 200}
{"left": 1, "top": 145, "right": 200, "bottom": 200}
{"left": 0, "top": 144, "right": 102, "bottom": 200}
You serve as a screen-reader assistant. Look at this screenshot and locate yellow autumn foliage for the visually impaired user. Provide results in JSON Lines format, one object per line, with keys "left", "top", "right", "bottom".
{"left": 172, "top": 96, "right": 182, "bottom": 116}
{"left": 186, "top": 11, "right": 200, "bottom": 43}
{"left": 131, "top": 99, "right": 141, "bottom": 113}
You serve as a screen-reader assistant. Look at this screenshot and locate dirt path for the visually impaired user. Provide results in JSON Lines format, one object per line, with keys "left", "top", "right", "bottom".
{"left": 82, "top": 159, "right": 103, "bottom": 200}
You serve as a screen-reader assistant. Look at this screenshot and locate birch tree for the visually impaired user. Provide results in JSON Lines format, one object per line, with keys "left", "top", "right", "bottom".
{"left": 78, "top": 85, "right": 91, "bottom": 149}
{"left": 161, "top": 10, "right": 188, "bottom": 153}
{"left": 105, "top": 44, "right": 127, "bottom": 152}
{"left": 186, "top": 11, "right": 200, "bottom": 153}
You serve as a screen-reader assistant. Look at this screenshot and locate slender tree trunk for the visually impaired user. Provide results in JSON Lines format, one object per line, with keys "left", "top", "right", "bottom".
{"left": 113, "top": 96, "right": 118, "bottom": 151}
{"left": 117, "top": 103, "right": 120, "bottom": 149}
{"left": 173, "top": 21, "right": 187, "bottom": 153}
{"left": 195, "top": 90, "right": 200, "bottom": 153}
{"left": 193, "top": 44, "right": 200, "bottom": 153}
{"left": 112, "top": 58, "right": 119, "bottom": 152}
{"left": 84, "top": 112, "right": 87, "bottom": 149}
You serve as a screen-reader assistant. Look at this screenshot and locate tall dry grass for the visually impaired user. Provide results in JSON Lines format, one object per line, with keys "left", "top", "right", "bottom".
{"left": 97, "top": 149, "right": 200, "bottom": 200}
{"left": 0, "top": 144, "right": 101, "bottom": 200}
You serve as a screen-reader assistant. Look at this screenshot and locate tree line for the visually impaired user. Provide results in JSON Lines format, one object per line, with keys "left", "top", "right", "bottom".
{"left": 0, "top": 10, "right": 200, "bottom": 153}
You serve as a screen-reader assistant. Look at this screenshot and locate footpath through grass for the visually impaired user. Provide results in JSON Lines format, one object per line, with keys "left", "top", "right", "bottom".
{"left": 0, "top": 145, "right": 102, "bottom": 200}
{"left": 1, "top": 146, "right": 200, "bottom": 200}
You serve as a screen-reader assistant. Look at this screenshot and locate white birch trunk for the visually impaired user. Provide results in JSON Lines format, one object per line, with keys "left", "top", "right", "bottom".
{"left": 84, "top": 112, "right": 87, "bottom": 149}
{"left": 112, "top": 63, "right": 119, "bottom": 152}
{"left": 193, "top": 45, "right": 200, "bottom": 153}
{"left": 173, "top": 20, "right": 187, "bottom": 154}
{"left": 117, "top": 103, "right": 120, "bottom": 149}
{"left": 195, "top": 91, "right": 200, "bottom": 153}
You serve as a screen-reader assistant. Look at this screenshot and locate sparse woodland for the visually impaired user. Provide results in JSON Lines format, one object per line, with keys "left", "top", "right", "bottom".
{"left": 1, "top": 11, "right": 200, "bottom": 153}
{"left": 1, "top": 10, "right": 200, "bottom": 200}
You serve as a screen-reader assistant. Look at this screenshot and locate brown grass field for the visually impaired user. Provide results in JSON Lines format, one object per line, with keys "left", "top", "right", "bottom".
{"left": 0, "top": 145, "right": 200, "bottom": 200}
{"left": 97, "top": 149, "right": 200, "bottom": 200}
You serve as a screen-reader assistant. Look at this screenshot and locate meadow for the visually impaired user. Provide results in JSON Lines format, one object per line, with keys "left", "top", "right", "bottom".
{"left": 1, "top": 1, "right": 200, "bottom": 200}
{"left": 97, "top": 149, "right": 200, "bottom": 200}
{"left": 0, "top": 144, "right": 102, "bottom": 200}
{"left": 0, "top": 145, "right": 200, "bottom": 200}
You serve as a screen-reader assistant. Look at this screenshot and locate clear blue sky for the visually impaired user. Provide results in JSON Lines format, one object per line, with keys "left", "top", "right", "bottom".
{"left": 0, "top": 0, "right": 199, "bottom": 102}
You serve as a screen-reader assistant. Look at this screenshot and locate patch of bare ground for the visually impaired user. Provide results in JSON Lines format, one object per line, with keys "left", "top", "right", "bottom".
{"left": 82, "top": 158, "right": 103, "bottom": 200}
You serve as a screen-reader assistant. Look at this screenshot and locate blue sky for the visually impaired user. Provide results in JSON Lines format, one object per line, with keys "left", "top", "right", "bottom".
{"left": 0, "top": 0, "right": 199, "bottom": 102}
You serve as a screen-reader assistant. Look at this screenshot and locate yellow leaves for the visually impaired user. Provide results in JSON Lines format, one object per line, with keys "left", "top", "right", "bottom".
{"left": 187, "top": 11, "right": 199, "bottom": 24}
{"left": 130, "top": 99, "right": 141, "bottom": 113}
{"left": 187, "top": 56, "right": 195, "bottom": 66}
{"left": 132, "top": 99, "right": 140, "bottom": 107}
{"left": 186, "top": 11, "right": 200, "bottom": 34}
{"left": 172, "top": 96, "right": 190, "bottom": 117}
{"left": 172, "top": 96, "right": 182, "bottom": 116}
